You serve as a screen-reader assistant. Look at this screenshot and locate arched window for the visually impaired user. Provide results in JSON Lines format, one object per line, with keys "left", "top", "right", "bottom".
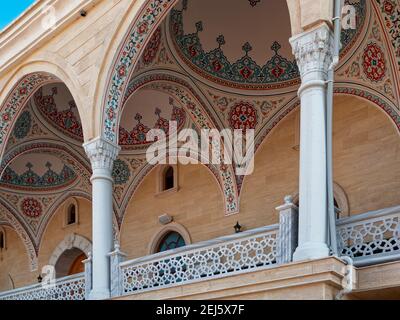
{"left": 0, "top": 230, "right": 5, "bottom": 250}
{"left": 163, "top": 166, "right": 175, "bottom": 191}
{"left": 157, "top": 231, "right": 186, "bottom": 253}
{"left": 64, "top": 198, "right": 79, "bottom": 227}
{"left": 67, "top": 204, "right": 77, "bottom": 225}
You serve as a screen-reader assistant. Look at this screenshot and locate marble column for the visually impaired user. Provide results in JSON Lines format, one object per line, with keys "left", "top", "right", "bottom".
{"left": 290, "top": 24, "right": 334, "bottom": 261}
{"left": 83, "top": 137, "right": 120, "bottom": 300}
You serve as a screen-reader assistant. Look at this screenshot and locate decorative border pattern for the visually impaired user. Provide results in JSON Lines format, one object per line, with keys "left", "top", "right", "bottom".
{"left": 376, "top": 0, "right": 400, "bottom": 70}
{"left": 103, "top": 0, "right": 178, "bottom": 143}
{"left": 1, "top": 162, "right": 77, "bottom": 191}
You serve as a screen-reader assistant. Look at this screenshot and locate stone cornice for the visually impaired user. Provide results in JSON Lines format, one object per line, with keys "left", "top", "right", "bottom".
{"left": 0, "top": 0, "right": 102, "bottom": 75}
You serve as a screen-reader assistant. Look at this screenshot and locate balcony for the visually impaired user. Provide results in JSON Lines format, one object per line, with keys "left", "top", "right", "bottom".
{"left": 0, "top": 273, "right": 86, "bottom": 300}
{"left": 337, "top": 205, "right": 400, "bottom": 267}
{"left": 117, "top": 224, "right": 279, "bottom": 297}
{"left": 1, "top": 204, "right": 400, "bottom": 300}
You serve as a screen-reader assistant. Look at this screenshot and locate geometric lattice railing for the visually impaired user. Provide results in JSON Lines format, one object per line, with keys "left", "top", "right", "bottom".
{"left": 337, "top": 206, "right": 400, "bottom": 266}
{"left": 0, "top": 273, "right": 85, "bottom": 301}
{"left": 119, "top": 225, "right": 279, "bottom": 296}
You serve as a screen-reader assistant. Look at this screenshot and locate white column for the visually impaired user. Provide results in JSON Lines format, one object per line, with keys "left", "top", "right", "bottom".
{"left": 84, "top": 137, "right": 120, "bottom": 300}
{"left": 290, "top": 24, "right": 334, "bottom": 261}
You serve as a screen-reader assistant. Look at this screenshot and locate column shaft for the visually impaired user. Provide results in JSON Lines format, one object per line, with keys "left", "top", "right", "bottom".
{"left": 84, "top": 137, "right": 120, "bottom": 300}
{"left": 290, "top": 24, "right": 334, "bottom": 261}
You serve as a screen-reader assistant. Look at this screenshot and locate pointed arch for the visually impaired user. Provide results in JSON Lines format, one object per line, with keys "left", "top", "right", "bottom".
{"left": 0, "top": 60, "right": 89, "bottom": 162}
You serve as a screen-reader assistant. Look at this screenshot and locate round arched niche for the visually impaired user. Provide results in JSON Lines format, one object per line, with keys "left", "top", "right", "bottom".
{"left": 54, "top": 248, "right": 87, "bottom": 277}
{"left": 49, "top": 233, "right": 91, "bottom": 278}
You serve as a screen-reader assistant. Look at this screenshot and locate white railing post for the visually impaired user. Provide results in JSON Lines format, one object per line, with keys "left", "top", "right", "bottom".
{"left": 83, "top": 252, "right": 92, "bottom": 300}
{"left": 109, "top": 243, "right": 127, "bottom": 298}
{"left": 276, "top": 195, "right": 298, "bottom": 264}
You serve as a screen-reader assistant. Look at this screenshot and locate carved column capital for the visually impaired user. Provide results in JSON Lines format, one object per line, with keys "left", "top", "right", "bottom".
{"left": 83, "top": 137, "right": 120, "bottom": 172}
{"left": 290, "top": 24, "right": 334, "bottom": 83}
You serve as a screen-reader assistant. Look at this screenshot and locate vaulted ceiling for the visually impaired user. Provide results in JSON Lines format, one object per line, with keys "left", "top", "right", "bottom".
{"left": 0, "top": 82, "right": 91, "bottom": 265}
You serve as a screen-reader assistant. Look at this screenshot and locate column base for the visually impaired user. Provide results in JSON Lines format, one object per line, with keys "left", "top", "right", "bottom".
{"left": 293, "top": 242, "right": 330, "bottom": 262}
{"left": 88, "top": 289, "right": 111, "bottom": 300}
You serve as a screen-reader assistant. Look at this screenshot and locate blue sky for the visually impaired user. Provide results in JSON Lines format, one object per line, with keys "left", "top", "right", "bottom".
{"left": 0, "top": 0, "right": 35, "bottom": 31}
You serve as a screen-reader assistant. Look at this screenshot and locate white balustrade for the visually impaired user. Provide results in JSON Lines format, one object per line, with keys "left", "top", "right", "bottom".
{"left": 0, "top": 273, "right": 85, "bottom": 300}
{"left": 118, "top": 225, "right": 279, "bottom": 296}
{"left": 337, "top": 205, "right": 400, "bottom": 266}
{"left": 3, "top": 205, "right": 400, "bottom": 300}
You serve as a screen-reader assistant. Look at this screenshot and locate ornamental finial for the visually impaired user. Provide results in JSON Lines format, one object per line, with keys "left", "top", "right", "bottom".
{"left": 242, "top": 42, "right": 252, "bottom": 56}
{"left": 217, "top": 35, "right": 225, "bottom": 48}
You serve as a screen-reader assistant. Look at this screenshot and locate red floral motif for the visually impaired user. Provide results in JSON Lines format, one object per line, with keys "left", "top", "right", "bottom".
{"left": 212, "top": 60, "right": 222, "bottom": 72}
{"left": 239, "top": 66, "right": 253, "bottom": 79}
{"left": 362, "top": 43, "right": 386, "bottom": 82}
{"left": 118, "top": 66, "right": 126, "bottom": 77}
{"left": 119, "top": 122, "right": 150, "bottom": 145}
{"left": 143, "top": 27, "right": 162, "bottom": 65}
{"left": 383, "top": 0, "right": 395, "bottom": 15}
{"left": 138, "top": 21, "right": 149, "bottom": 34}
{"left": 119, "top": 102, "right": 186, "bottom": 147}
{"left": 21, "top": 198, "right": 42, "bottom": 218}
{"left": 229, "top": 102, "right": 258, "bottom": 130}
{"left": 34, "top": 88, "right": 83, "bottom": 141}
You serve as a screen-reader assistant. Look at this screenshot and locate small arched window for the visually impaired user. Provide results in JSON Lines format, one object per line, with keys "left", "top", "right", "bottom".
{"left": 157, "top": 231, "right": 186, "bottom": 253}
{"left": 64, "top": 199, "right": 79, "bottom": 227}
{"left": 163, "top": 166, "right": 175, "bottom": 191}
{"left": 67, "top": 204, "right": 77, "bottom": 225}
{"left": 0, "top": 230, "right": 5, "bottom": 250}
